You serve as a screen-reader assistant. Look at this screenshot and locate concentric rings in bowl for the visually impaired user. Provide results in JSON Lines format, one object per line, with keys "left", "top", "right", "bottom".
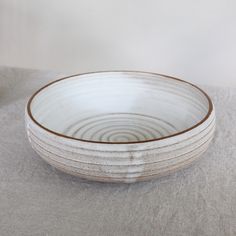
{"left": 25, "top": 71, "right": 215, "bottom": 183}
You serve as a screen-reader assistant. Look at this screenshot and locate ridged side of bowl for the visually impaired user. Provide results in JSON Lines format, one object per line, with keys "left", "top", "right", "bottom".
{"left": 25, "top": 106, "right": 215, "bottom": 183}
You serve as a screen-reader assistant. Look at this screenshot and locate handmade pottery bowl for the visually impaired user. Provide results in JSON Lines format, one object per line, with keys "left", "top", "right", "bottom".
{"left": 25, "top": 71, "right": 215, "bottom": 183}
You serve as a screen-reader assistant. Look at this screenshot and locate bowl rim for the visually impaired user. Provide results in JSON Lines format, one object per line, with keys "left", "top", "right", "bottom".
{"left": 26, "top": 71, "right": 214, "bottom": 145}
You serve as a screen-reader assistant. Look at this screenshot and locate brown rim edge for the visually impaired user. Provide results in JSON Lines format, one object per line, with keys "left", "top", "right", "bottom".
{"left": 26, "top": 71, "right": 214, "bottom": 145}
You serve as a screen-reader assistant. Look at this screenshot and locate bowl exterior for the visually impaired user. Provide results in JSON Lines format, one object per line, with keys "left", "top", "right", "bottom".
{"left": 25, "top": 104, "right": 215, "bottom": 183}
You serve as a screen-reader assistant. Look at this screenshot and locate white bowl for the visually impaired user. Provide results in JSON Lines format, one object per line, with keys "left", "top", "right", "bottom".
{"left": 25, "top": 71, "right": 215, "bottom": 183}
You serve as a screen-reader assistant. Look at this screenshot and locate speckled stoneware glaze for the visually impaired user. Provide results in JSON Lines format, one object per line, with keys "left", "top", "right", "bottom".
{"left": 25, "top": 71, "right": 215, "bottom": 183}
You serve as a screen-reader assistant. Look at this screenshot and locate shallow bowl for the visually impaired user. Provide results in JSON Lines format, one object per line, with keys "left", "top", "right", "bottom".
{"left": 25, "top": 71, "right": 215, "bottom": 183}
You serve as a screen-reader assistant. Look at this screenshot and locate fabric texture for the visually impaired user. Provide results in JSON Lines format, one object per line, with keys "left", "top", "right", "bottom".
{"left": 0, "top": 66, "right": 235, "bottom": 236}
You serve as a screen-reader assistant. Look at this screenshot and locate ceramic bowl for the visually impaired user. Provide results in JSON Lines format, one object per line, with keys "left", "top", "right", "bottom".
{"left": 25, "top": 71, "right": 215, "bottom": 183}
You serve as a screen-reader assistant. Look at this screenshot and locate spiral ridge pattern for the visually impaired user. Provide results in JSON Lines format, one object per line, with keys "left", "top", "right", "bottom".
{"left": 64, "top": 113, "right": 178, "bottom": 142}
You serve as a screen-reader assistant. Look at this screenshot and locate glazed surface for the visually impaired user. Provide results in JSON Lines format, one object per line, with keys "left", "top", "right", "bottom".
{"left": 30, "top": 72, "right": 210, "bottom": 143}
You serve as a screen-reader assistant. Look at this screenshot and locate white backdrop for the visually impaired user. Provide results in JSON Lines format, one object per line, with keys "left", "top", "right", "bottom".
{"left": 0, "top": 0, "right": 235, "bottom": 87}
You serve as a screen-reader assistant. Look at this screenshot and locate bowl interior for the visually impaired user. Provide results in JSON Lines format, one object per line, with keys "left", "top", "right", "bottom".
{"left": 29, "top": 72, "right": 210, "bottom": 143}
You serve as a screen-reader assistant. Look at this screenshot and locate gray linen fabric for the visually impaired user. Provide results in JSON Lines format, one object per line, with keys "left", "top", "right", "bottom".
{"left": 0, "top": 66, "right": 235, "bottom": 236}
